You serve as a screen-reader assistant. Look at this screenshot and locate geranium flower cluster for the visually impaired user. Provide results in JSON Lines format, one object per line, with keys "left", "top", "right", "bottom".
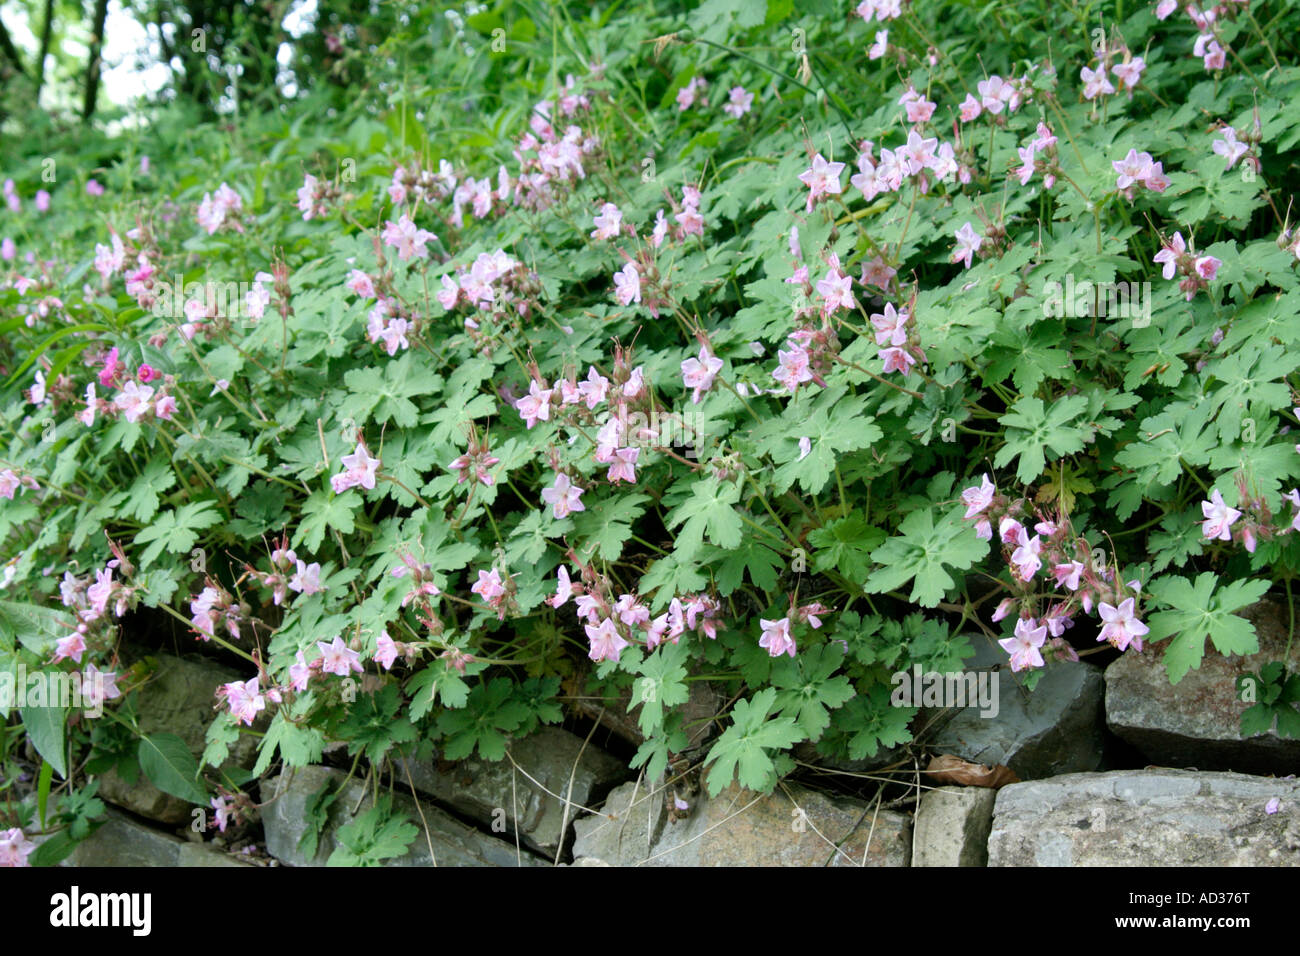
{"left": 548, "top": 559, "right": 724, "bottom": 662}
{"left": 759, "top": 603, "right": 832, "bottom": 659}
{"left": 248, "top": 539, "right": 325, "bottom": 607}
{"left": 436, "top": 249, "right": 536, "bottom": 331}
{"left": 190, "top": 580, "right": 250, "bottom": 643}
{"left": 296, "top": 173, "right": 342, "bottom": 220}
{"left": 1152, "top": 231, "right": 1221, "bottom": 300}
{"left": 77, "top": 347, "right": 179, "bottom": 427}
{"left": 1112, "top": 148, "right": 1170, "bottom": 201}
{"left": 771, "top": 324, "right": 839, "bottom": 393}
{"left": 196, "top": 183, "right": 244, "bottom": 235}
{"left": 1198, "top": 459, "right": 1300, "bottom": 554}
{"left": 0, "top": 828, "right": 36, "bottom": 867}
{"left": 388, "top": 159, "right": 457, "bottom": 206}
{"left": 448, "top": 424, "right": 501, "bottom": 488}
{"left": 958, "top": 72, "right": 1036, "bottom": 123}
{"left": 512, "top": 106, "right": 601, "bottom": 212}
{"left": 869, "top": 299, "right": 926, "bottom": 377}
{"left": 1013, "top": 123, "right": 1060, "bottom": 189}
{"left": 960, "top": 473, "right": 1150, "bottom": 669}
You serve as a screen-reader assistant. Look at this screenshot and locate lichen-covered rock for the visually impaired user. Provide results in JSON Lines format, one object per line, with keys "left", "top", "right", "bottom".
{"left": 400, "top": 726, "right": 627, "bottom": 854}
{"left": 1105, "top": 599, "right": 1300, "bottom": 775}
{"left": 573, "top": 779, "right": 910, "bottom": 866}
{"left": 262, "top": 765, "right": 543, "bottom": 866}
{"left": 912, "top": 786, "right": 996, "bottom": 866}
{"left": 988, "top": 770, "right": 1300, "bottom": 866}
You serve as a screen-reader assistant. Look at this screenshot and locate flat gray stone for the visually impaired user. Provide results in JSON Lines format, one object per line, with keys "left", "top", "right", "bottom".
{"left": 262, "top": 765, "right": 543, "bottom": 866}
{"left": 98, "top": 652, "right": 259, "bottom": 825}
{"left": 66, "top": 809, "right": 251, "bottom": 867}
{"left": 400, "top": 726, "right": 627, "bottom": 855}
{"left": 573, "top": 779, "right": 909, "bottom": 866}
{"left": 1105, "top": 599, "right": 1300, "bottom": 775}
{"left": 928, "top": 641, "right": 1104, "bottom": 780}
{"left": 912, "top": 786, "right": 996, "bottom": 866}
{"left": 988, "top": 770, "right": 1300, "bottom": 866}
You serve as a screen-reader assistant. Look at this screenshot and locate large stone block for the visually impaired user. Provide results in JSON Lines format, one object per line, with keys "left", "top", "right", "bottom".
{"left": 262, "top": 765, "right": 543, "bottom": 866}
{"left": 988, "top": 770, "right": 1300, "bottom": 866}
{"left": 572, "top": 778, "right": 910, "bottom": 866}
{"left": 1105, "top": 599, "right": 1300, "bottom": 775}
{"left": 912, "top": 786, "right": 996, "bottom": 866}
{"left": 400, "top": 726, "right": 627, "bottom": 855}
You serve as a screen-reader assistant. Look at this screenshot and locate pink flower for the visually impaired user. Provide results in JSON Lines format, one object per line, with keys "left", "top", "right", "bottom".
{"left": 1212, "top": 127, "right": 1249, "bottom": 169}
{"left": 86, "top": 179, "right": 105, "bottom": 197}
{"left": 1201, "top": 488, "right": 1241, "bottom": 540}
{"left": 613, "top": 261, "right": 641, "bottom": 306}
{"left": 0, "top": 828, "right": 36, "bottom": 867}
{"left": 723, "top": 86, "right": 754, "bottom": 118}
{"left": 548, "top": 566, "right": 575, "bottom": 608}
{"left": 1112, "top": 56, "right": 1145, "bottom": 90}
{"left": 316, "top": 635, "right": 363, "bottom": 676}
{"left": 772, "top": 345, "right": 814, "bottom": 392}
{"left": 331, "top": 443, "right": 381, "bottom": 494}
{"left": 1053, "top": 561, "right": 1085, "bottom": 590}
{"left": 586, "top": 617, "right": 629, "bottom": 663}
{"left": 1097, "top": 597, "right": 1149, "bottom": 651}
{"left": 798, "top": 154, "right": 845, "bottom": 212}
{"left": 578, "top": 367, "right": 610, "bottom": 409}
{"left": 1155, "top": 0, "right": 1177, "bottom": 18}
{"left": 53, "top": 632, "right": 88, "bottom": 664}
{"left": 374, "top": 631, "right": 400, "bottom": 670}
{"left": 961, "top": 474, "right": 996, "bottom": 518}
{"left": 681, "top": 347, "right": 723, "bottom": 403}
{"left": 880, "top": 346, "right": 916, "bottom": 376}
{"left": 870, "top": 302, "right": 909, "bottom": 347}
{"left": 154, "top": 395, "right": 177, "bottom": 421}
{"left": 759, "top": 617, "right": 797, "bottom": 657}
{"left": 347, "top": 269, "right": 376, "bottom": 298}
{"left": 1154, "top": 231, "right": 1187, "bottom": 280}
{"left": 288, "top": 560, "right": 323, "bottom": 596}
{"left": 289, "top": 651, "right": 312, "bottom": 692}
{"left": 606, "top": 446, "right": 639, "bottom": 484}
{"left": 1080, "top": 65, "right": 1114, "bottom": 100}
{"left": 1266, "top": 797, "right": 1281, "bottom": 815}
{"left": 817, "top": 269, "right": 857, "bottom": 315}
{"left": 1194, "top": 255, "right": 1221, "bottom": 281}
{"left": 541, "top": 473, "right": 586, "bottom": 519}
{"left": 798, "top": 436, "right": 812, "bottom": 461}
{"left": 196, "top": 183, "right": 242, "bottom": 234}
{"left": 952, "top": 222, "right": 983, "bottom": 268}
{"left": 382, "top": 215, "right": 436, "bottom": 261}
{"left": 1010, "top": 534, "right": 1043, "bottom": 580}
{"left": 868, "top": 30, "right": 889, "bottom": 60}
{"left": 590, "top": 202, "right": 622, "bottom": 240}
{"left": 472, "top": 569, "right": 507, "bottom": 603}
{"left": 999, "top": 618, "right": 1047, "bottom": 671}
{"left": 977, "top": 75, "right": 1015, "bottom": 114}
{"left": 222, "top": 676, "right": 267, "bottom": 726}
{"left": 515, "top": 379, "right": 554, "bottom": 428}
{"left": 114, "top": 381, "right": 156, "bottom": 424}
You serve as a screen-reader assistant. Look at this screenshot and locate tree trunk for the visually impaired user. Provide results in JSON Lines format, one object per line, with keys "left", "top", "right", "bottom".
{"left": 81, "top": 0, "right": 110, "bottom": 120}
{"left": 35, "top": 0, "right": 54, "bottom": 104}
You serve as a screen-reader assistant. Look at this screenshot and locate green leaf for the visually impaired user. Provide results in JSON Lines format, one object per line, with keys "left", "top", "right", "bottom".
{"left": 702, "top": 688, "right": 804, "bottom": 796}
{"left": 1146, "top": 574, "right": 1270, "bottom": 683}
{"left": 664, "top": 477, "right": 743, "bottom": 560}
{"left": 864, "top": 508, "right": 987, "bottom": 607}
{"left": 21, "top": 704, "right": 67, "bottom": 778}
{"left": 634, "top": 642, "right": 691, "bottom": 737}
{"left": 132, "top": 501, "right": 222, "bottom": 569}
{"left": 139, "top": 733, "right": 209, "bottom": 805}
{"left": 993, "top": 394, "right": 1091, "bottom": 485}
